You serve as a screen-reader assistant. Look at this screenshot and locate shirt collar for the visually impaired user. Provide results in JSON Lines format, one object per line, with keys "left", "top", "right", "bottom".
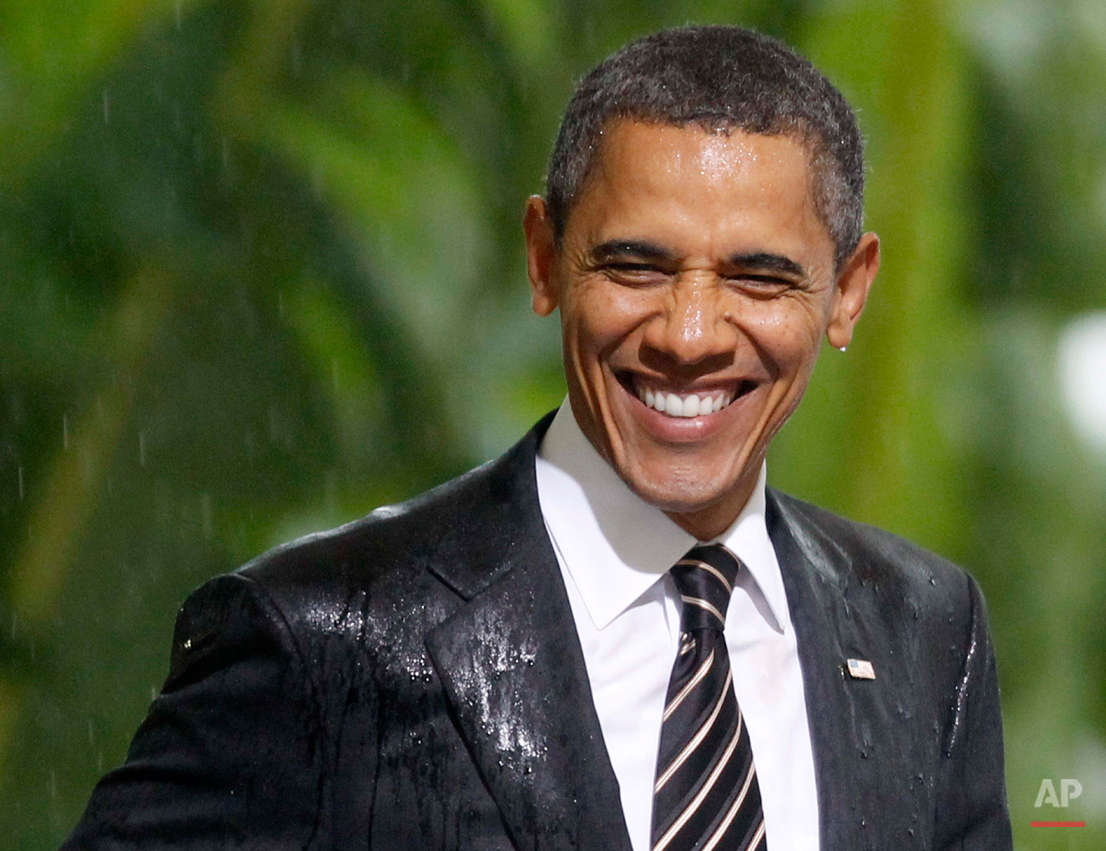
{"left": 535, "top": 401, "right": 789, "bottom": 634}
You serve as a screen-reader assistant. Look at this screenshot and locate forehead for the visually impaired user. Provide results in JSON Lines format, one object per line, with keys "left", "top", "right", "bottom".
{"left": 566, "top": 120, "right": 831, "bottom": 260}
{"left": 600, "top": 118, "right": 810, "bottom": 175}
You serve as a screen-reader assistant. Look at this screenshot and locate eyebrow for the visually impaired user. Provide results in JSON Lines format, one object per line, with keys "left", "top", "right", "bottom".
{"left": 727, "top": 252, "right": 807, "bottom": 278}
{"left": 590, "top": 242, "right": 807, "bottom": 278}
{"left": 590, "top": 240, "right": 677, "bottom": 263}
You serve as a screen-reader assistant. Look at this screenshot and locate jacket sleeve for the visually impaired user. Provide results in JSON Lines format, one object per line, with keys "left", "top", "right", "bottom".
{"left": 61, "top": 573, "right": 327, "bottom": 850}
{"left": 934, "top": 576, "right": 1014, "bottom": 850}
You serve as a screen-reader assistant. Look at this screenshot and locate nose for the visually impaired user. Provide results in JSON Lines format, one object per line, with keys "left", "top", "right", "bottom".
{"left": 642, "top": 277, "right": 738, "bottom": 370}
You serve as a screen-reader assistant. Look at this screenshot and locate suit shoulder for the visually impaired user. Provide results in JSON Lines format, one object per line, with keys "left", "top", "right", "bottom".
{"left": 232, "top": 459, "right": 493, "bottom": 616}
{"left": 225, "top": 418, "right": 548, "bottom": 640}
{"left": 159, "top": 471, "right": 492, "bottom": 700}
{"left": 242, "top": 460, "right": 491, "bottom": 584}
{"left": 769, "top": 488, "right": 978, "bottom": 614}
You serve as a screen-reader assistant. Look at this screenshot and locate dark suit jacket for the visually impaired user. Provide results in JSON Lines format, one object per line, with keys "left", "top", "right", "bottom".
{"left": 64, "top": 417, "right": 1013, "bottom": 850}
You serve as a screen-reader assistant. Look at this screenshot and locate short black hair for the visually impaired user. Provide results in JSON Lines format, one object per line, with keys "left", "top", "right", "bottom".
{"left": 546, "top": 26, "right": 865, "bottom": 271}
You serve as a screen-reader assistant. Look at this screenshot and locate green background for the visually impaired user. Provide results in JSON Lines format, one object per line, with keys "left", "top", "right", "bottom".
{"left": 1, "top": 0, "right": 1104, "bottom": 848}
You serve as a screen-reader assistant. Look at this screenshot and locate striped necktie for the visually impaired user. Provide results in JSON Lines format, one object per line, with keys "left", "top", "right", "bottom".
{"left": 651, "top": 543, "right": 766, "bottom": 851}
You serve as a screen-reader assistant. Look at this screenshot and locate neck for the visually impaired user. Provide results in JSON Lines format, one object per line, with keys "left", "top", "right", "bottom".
{"left": 663, "top": 476, "right": 757, "bottom": 542}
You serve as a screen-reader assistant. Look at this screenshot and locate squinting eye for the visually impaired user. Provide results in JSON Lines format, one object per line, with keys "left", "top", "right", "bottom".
{"left": 603, "top": 263, "right": 669, "bottom": 283}
{"left": 728, "top": 275, "right": 792, "bottom": 297}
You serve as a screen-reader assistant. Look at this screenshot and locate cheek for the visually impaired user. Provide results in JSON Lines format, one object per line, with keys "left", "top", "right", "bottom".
{"left": 561, "top": 282, "right": 648, "bottom": 353}
{"left": 735, "top": 301, "right": 827, "bottom": 373}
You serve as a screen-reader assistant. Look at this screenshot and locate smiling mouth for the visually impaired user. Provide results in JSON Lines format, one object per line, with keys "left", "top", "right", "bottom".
{"left": 618, "top": 373, "right": 755, "bottom": 418}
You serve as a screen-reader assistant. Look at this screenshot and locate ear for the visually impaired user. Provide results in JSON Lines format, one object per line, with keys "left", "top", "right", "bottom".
{"left": 826, "top": 231, "right": 880, "bottom": 350}
{"left": 524, "top": 195, "right": 559, "bottom": 317}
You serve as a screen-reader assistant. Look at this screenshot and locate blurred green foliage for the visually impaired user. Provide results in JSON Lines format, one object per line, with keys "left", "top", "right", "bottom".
{"left": 1, "top": 0, "right": 1104, "bottom": 848}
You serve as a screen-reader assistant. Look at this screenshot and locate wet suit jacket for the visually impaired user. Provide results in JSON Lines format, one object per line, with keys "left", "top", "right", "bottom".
{"left": 63, "top": 414, "right": 1013, "bottom": 850}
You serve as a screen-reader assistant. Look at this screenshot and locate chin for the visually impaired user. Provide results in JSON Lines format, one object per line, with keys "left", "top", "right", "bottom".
{"left": 617, "top": 462, "right": 732, "bottom": 516}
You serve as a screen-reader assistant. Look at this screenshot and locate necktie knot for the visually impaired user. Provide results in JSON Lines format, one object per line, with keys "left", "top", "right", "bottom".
{"left": 671, "top": 543, "right": 741, "bottom": 632}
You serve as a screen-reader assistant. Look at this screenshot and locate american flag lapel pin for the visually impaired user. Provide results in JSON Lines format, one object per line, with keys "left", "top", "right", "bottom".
{"left": 846, "top": 658, "right": 876, "bottom": 680}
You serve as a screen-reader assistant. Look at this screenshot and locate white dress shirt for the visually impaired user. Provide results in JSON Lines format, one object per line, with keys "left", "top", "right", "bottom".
{"left": 535, "top": 402, "right": 820, "bottom": 851}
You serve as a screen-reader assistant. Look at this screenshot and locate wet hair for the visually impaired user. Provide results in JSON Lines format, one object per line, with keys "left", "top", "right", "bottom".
{"left": 545, "top": 26, "right": 865, "bottom": 270}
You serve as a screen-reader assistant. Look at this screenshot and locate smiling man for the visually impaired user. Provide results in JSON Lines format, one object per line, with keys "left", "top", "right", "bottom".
{"left": 65, "top": 26, "right": 1012, "bottom": 851}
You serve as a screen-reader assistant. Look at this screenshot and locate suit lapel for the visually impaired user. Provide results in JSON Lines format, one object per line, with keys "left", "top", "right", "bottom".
{"left": 767, "top": 490, "right": 882, "bottom": 851}
{"left": 424, "top": 419, "right": 632, "bottom": 851}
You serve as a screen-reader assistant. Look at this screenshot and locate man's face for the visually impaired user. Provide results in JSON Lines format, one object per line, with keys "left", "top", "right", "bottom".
{"left": 525, "top": 120, "right": 878, "bottom": 539}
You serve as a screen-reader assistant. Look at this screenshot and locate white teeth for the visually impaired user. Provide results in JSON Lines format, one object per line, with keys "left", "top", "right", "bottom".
{"left": 637, "top": 387, "right": 734, "bottom": 418}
